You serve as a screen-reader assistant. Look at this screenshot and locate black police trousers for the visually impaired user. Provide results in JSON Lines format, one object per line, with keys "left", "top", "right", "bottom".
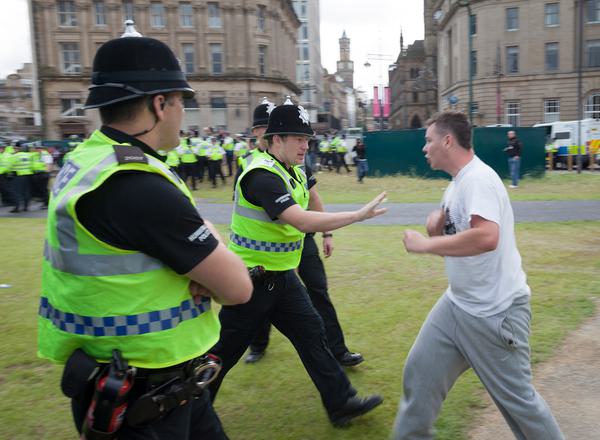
{"left": 249, "top": 234, "right": 350, "bottom": 357}
{"left": 209, "top": 269, "right": 355, "bottom": 415}
{"left": 71, "top": 377, "right": 228, "bottom": 440}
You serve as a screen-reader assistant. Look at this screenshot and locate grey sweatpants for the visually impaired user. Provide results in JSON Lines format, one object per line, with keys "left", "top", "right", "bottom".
{"left": 393, "top": 295, "right": 564, "bottom": 440}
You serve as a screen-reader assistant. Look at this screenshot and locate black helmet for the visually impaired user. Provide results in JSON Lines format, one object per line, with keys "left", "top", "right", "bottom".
{"left": 83, "top": 36, "right": 194, "bottom": 109}
{"left": 264, "top": 97, "right": 314, "bottom": 138}
{"left": 252, "top": 97, "right": 275, "bottom": 129}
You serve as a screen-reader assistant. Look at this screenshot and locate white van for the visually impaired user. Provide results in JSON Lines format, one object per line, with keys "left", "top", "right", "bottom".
{"left": 533, "top": 119, "right": 600, "bottom": 168}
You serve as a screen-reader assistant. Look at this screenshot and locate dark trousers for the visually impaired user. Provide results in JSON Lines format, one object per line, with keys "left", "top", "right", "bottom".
{"left": 209, "top": 269, "right": 354, "bottom": 415}
{"left": 71, "top": 384, "right": 228, "bottom": 440}
{"left": 32, "top": 172, "right": 49, "bottom": 206}
{"left": 13, "top": 174, "right": 31, "bottom": 210}
{"left": 196, "top": 156, "right": 207, "bottom": 182}
{"left": 0, "top": 174, "right": 15, "bottom": 205}
{"left": 250, "top": 234, "right": 349, "bottom": 357}
{"left": 208, "top": 160, "right": 225, "bottom": 187}
{"left": 336, "top": 153, "right": 351, "bottom": 173}
{"left": 225, "top": 151, "right": 234, "bottom": 176}
{"left": 180, "top": 163, "right": 197, "bottom": 190}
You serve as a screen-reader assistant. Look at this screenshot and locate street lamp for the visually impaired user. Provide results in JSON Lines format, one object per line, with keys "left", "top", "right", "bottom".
{"left": 457, "top": 0, "right": 473, "bottom": 126}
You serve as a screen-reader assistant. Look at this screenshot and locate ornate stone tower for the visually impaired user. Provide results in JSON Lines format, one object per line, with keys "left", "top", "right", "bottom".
{"left": 336, "top": 30, "right": 354, "bottom": 88}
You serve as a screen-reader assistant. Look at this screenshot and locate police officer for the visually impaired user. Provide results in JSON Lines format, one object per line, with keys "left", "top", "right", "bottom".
{"left": 242, "top": 101, "right": 364, "bottom": 367}
{"left": 209, "top": 98, "right": 387, "bottom": 427}
{"left": 10, "top": 142, "right": 33, "bottom": 213}
{"left": 208, "top": 137, "right": 226, "bottom": 188}
{"left": 37, "top": 35, "right": 252, "bottom": 439}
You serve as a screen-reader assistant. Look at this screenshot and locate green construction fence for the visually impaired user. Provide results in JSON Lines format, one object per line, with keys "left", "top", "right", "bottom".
{"left": 363, "top": 127, "right": 546, "bottom": 179}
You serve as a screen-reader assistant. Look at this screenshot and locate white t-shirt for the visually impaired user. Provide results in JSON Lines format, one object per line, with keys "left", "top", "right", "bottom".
{"left": 442, "top": 155, "right": 530, "bottom": 317}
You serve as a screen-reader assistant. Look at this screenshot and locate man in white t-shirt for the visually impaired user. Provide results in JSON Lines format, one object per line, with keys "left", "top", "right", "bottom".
{"left": 393, "top": 111, "right": 563, "bottom": 440}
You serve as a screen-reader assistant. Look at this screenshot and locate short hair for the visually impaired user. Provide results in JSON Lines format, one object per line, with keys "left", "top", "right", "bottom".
{"left": 265, "top": 134, "right": 288, "bottom": 148}
{"left": 426, "top": 111, "right": 472, "bottom": 150}
{"left": 99, "top": 96, "right": 152, "bottom": 125}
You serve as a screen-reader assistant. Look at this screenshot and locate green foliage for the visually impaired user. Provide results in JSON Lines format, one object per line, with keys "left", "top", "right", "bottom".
{"left": 1, "top": 219, "right": 598, "bottom": 439}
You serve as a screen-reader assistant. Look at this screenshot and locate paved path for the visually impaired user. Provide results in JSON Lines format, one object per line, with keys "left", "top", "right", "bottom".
{"left": 469, "top": 300, "right": 600, "bottom": 440}
{"left": 3, "top": 200, "right": 600, "bottom": 225}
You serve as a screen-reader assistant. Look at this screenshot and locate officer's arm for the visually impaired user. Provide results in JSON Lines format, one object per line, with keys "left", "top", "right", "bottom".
{"left": 185, "top": 223, "right": 252, "bottom": 305}
{"left": 279, "top": 191, "right": 387, "bottom": 233}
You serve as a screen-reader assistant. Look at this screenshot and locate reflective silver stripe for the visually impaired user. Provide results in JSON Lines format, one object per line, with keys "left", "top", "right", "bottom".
{"left": 44, "top": 241, "right": 165, "bottom": 276}
{"left": 230, "top": 232, "right": 302, "bottom": 252}
{"left": 39, "top": 296, "right": 210, "bottom": 337}
{"left": 49, "top": 151, "right": 167, "bottom": 276}
{"left": 233, "top": 205, "right": 284, "bottom": 224}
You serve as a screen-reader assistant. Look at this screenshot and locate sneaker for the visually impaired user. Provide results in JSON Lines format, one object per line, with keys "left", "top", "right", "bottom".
{"left": 329, "top": 395, "right": 383, "bottom": 427}
{"left": 336, "top": 351, "right": 364, "bottom": 367}
{"left": 509, "top": 185, "right": 518, "bottom": 189}
{"left": 244, "top": 351, "right": 265, "bottom": 364}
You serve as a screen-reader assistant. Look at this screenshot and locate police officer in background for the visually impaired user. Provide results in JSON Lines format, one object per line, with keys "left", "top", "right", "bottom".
{"left": 37, "top": 34, "right": 252, "bottom": 439}
{"left": 9, "top": 142, "right": 33, "bottom": 213}
{"left": 209, "top": 98, "right": 387, "bottom": 427}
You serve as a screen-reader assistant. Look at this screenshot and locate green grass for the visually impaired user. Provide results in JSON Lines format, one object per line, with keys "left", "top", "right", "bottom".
{"left": 1, "top": 219, "right": 599, "bottom": 439}
{"left": 191, "top": 170, "right": 600, "bottom": 204}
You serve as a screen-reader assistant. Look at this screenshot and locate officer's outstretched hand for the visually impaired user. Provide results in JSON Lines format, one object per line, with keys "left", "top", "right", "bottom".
{"left": 356, "top": 192, "right": 388, "bottom": 222}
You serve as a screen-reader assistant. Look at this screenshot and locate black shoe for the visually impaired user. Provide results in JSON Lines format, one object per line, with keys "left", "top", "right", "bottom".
{"left": 244, "top": 351, "right": 265, "bottom": 364}
{"left": 330, "top": 395, "right": 383, "bottom": 427}
{"left": 9, "top": 208, "right": 20, "bottom": 213}
{"left": 337, "top": 351, "right": 364, "bottom": 367}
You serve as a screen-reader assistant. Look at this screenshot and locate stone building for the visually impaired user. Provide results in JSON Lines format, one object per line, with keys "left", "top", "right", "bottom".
{"left": 30, "top": 0, "right": 301, "bottom": 139}
{"left": 433, "top": 0, "right": 600, "bottom": 126}
{"left": 0, "top": 63, "right": 42, "bottom": 139}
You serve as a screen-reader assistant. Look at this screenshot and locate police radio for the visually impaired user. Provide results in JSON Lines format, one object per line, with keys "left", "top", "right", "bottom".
{"left": 81, "top": 349, "right": 135, "bottom": 440}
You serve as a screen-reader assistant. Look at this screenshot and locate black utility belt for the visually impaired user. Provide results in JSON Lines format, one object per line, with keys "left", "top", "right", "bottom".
{"left": 248, "top": 266, "right": 287, "bottom": 284}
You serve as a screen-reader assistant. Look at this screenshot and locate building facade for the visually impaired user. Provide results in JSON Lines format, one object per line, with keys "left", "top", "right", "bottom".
{"left": 434, "top": 0, "right": 600, "bottom": 126}
{"left": 31, "top": 0, "right": 301, "bottom": 139}
{"left": 292, "top": 0, "right": 323, "bottom": 122}
{"left": 0, "top": 63, "right": 42, "bottom": 140}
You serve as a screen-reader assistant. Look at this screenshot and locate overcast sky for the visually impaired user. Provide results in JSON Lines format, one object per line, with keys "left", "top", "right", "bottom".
{"left": 1, "top": 0, "right": 424, "bottom": 98}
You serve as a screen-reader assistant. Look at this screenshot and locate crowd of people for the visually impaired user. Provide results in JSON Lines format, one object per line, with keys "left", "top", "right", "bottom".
{"left": 30, "top": 34, "right": 564, "bottom": 440}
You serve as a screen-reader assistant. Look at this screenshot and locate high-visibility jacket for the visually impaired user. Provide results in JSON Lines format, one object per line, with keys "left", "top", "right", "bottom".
{"left": 319, "top": 140, "right": 330, "bottom": 153}
{"left": 222, "top": 137, "right": 234, "bottom": 152}
{"left": 11, "top": 152, "right": 34, "bottom": 176}
{"left": 31, "top": 151, "right": 47, "bottom": 173}
{"left": 238, "top": 148, "right": 261, "bottom": 170}
{"left": 331, "top": 137, "right": 347, "bottom": 153}
{"left": 179, "top": 146, "right": 197, "bottom": 164}
{"left": 229, "top": 152, "right": 308, "bottom": 271}
{"left": 0, "top": 150, "right": 13, "bottom": 174}
{"left": 209, "top": 146, "right": 224, "bottom": 161}
{"left": 38, "top": 129, "right": 220, "bottom": 368}
{"left": 166, "top": 150, "right": 180, "bottom": 167}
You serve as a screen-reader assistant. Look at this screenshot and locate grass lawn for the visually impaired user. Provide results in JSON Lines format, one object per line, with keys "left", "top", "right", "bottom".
{"left": 192, "top": 170, "right": 600, "bottom": 204}
{"left": 1, "top": 219, "right": 599, "bottom": 439}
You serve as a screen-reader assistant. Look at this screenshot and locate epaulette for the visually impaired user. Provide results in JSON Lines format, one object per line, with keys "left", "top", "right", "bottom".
{"left": 113, "top": 145, "right": 148, "bottom": 165}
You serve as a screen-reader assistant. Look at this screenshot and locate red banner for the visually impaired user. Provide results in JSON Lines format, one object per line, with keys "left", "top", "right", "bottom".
{"left": 383, "top": 86, "right": 391, "bottom": 118}
{"left": 372, "top": 86, "right": 381, "bottom": 118}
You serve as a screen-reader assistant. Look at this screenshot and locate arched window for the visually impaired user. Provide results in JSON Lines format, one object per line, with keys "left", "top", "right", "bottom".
{"left": 410, "top": 114, "right": 422, "bottom": 128}
{"left": 584, "top": 92, "right": 600, "bottom": 119}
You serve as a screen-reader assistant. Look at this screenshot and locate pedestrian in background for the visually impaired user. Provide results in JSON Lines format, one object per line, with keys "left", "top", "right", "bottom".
{"left": 504, "top": 130, "right": 522, "bottom": 188}
{"left": 394, "top": 111, "right": 563, "bottom": 440}
{"left": 353, "top": 139, "right": 368, "bottom": 183}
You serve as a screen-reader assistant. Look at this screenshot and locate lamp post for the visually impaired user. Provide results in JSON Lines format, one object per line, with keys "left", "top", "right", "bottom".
{"left": 457, "top": 0, "right": 473, "bottom": 126}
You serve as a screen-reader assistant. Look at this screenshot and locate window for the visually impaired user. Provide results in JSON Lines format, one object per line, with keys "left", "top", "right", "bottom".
{"left": 150, "top": 3, "right": 165, "bottom": 27}
{"left": 412, "top": 92, "right": 419, "bottom": 103}
{"left": 211, "top": 97, "right": 227, "bottom": 128}
{"left": 299, "top": 44, "right": 309, "bottom": 61}
{"left": 182, "top": 43, "right": 194, "bottom": 73}
{"left": 471, "top": 102, "right": 479, "bottom": 115}
{"left": 210, "top": 43, "right": 223, "bottom": 74}
{"left": 257, "top": 5, "right": 266, "bottom": 32}
{"left": 544, "top": 99, "right": 560, "bottom": 122}
{"left": 208, "top": 3, "right": 222, "bottom": 28}
{"left": 180, "top": 3, "right": 193, "bottom": 27}
{"left": 258, "top": 45, "right": 267, "bottom": 76}
{"left": 470, "top": 50, "right": 477, "bottom": 76}
{"left": 506, "top": 101, "right": 520, "bottom": 126}
{"left": 60, "top": 43, "right": 81, "bottom": 74}
{"left": 586, "top": 40, "right": 600, "bottom": 67}
{"left": 299, "top": 23, "right": 308, "bottom": 40}
{"left": 122, "top": 0, "right": 134, "bottom": 21}
{"left": 61, "top": 98, "right": 84, "bottom": 117}
{"left": 294, "top": 1, "right": 307, "bottom": 18}
{"left": 57, "top": 1, "right": 77, "bottom": 26}
{"left": 587, "top": 0, "right": 600, "bottom": 23}
{"left": 584, "top": 92, "right": 600, "bottom": 118}
{"left": 506, "top": 7, "right": 519, "bottom": 31}
{"left": 506, "top": 46, "right": 519, "bottom": 73}
{"left": 410, "top": 68, "right": 419, "bottom": 79}
{"left": 470, "top": 14, "right": 477, "bottom": 36}
{"left": 93, "top": 1, "right": 106, "bottom": 26}
{"left": 296, "top": 63, "right": 310, "bottom": 82}
{"left": 545, "top": 3, "right": 559, "bottom": 26}
{"left": 545, "top": 42, "right": 559, "bottom": 71}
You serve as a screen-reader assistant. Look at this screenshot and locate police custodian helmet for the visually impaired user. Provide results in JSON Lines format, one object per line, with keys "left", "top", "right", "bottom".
{"left": 263, "top": 97, "right": 314, "bottom": 137}
{"left": 252, "top": 97, "right": 275, "bottom": 129}
{"left": 83, "top": 37, "right": 195, "bottom": 109}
